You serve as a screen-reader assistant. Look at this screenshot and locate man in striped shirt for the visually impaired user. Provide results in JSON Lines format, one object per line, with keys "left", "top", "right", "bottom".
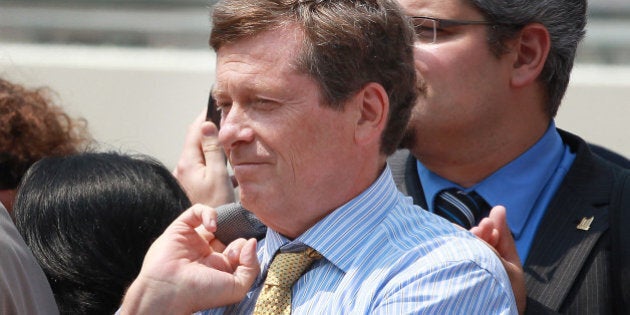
{"left": 120, "top": 0, "right": 517, "bottom": 313}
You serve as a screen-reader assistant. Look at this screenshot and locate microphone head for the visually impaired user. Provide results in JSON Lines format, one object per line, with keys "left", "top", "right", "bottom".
{"left": 214, "top": 203, "right": 267, "bottom": 244}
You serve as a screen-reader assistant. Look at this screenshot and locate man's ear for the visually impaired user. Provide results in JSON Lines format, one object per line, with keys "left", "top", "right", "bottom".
{"left": 354, "top": 82, "right": 388, "bottom": 146}
{"left": 510, "top": 23, "right": 550, "bottom": 88}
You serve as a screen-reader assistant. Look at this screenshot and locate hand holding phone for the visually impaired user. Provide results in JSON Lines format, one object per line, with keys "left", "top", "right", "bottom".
{"left": 206, "top": 88, "right": 222, "bottom": 129}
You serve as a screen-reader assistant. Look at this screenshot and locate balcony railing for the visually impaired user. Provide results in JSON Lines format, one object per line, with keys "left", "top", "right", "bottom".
{"left": 1, "top": 0, "right": 630, "bottom": 64}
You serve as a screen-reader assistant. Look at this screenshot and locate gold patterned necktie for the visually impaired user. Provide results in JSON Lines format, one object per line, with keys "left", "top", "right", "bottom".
{"left": 253, "top": 247, "right": 322, "bottom": 315}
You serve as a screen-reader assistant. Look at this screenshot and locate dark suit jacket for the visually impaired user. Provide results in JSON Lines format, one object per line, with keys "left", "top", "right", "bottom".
{"left": 388, "top": 130, "right": 630, "bottom": 314}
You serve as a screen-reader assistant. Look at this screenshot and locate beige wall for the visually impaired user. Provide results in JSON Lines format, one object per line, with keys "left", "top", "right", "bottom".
{"left": 556, "top": 65, "right": 630, "bottom": 157}
{"left": 1, "top": 44, "right": 214, "bottom": 169}
{"left": 1, "top": 43, "right": 629, "bottom": 169}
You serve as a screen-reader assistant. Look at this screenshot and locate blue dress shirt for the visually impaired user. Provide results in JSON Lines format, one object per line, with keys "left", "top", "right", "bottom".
{"left": 418, "top": 121, "right": 576, "bottom": 261}
{"left": 201, "top": 166, "right": 516, "bottom": 314}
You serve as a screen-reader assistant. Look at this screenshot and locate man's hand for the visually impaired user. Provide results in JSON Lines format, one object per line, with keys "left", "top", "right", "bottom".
{"left": 174, "top": 110, "right": 236, "bottom": 207}
{"left": 120, "top": 204, "right": 259, "bottom": 315}
{"left": 470, "top": 206, "right": 526, "bottom": 315}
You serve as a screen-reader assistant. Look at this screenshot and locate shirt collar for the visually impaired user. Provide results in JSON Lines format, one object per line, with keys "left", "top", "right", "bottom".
{"left": 418, "top": 121, "right": 565, "bottom": 238}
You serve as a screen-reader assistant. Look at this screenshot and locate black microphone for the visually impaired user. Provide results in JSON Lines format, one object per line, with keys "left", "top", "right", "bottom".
{"left": 214, "top": 202, "right": 267, "bottom": 244}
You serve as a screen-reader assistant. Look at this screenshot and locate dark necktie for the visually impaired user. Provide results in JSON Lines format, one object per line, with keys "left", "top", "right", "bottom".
{"left": 433, "top": 188, "right": 490, "bottom": 229}
{"left": 253, "top": 247, "right": 322, "bottom": 315}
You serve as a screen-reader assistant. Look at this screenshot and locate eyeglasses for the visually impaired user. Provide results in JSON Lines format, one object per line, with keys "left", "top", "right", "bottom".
{"left": 411, "top": 16, "right": 494, "bottom": 44}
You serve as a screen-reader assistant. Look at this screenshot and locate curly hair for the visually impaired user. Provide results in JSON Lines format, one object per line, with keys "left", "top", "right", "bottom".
{"left": 0, "top": 78, "right": 92, "bottom": 190}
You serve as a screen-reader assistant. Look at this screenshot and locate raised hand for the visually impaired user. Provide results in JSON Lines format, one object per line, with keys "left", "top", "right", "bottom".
{"left": 174, "top": 110, "right": 236, "bottom": 207}
{"left": 471, "top": 206, "right": 526, "bottom": 315}
{"left": 120, "top": 204, "right": 259, "bottom": 315}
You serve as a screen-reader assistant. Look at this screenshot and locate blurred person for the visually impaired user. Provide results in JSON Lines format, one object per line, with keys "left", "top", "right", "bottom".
{"left": 0, "top": 77, "right": 91, "bottom": 213}
{"left": 13, "top": 152, "right": 192, "bottom": 315}
{"left": 1, "top": 202, "right": 58, "bottom": 315}
{"left": 119, "top": 0, "right": 517, "bottom": 313}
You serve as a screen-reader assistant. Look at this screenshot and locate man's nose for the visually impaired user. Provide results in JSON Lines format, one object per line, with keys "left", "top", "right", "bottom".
{"left": 218, "top": 104, "right": 255, "bottom": 149}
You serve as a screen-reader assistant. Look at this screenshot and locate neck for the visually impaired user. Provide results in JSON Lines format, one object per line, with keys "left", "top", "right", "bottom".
{"left": 260, "top": 157, "right": 387, "bottom": 239}
{"left": 412, "top": 118, "right": 550, "bottom": 188}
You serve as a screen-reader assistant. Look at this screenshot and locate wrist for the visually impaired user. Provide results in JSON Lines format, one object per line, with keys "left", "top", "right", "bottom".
{"left": 121, "top": 277, "right": 190, "bottom": 315}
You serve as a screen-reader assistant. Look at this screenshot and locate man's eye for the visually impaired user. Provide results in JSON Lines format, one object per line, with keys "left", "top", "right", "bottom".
{"left": 433, "top": 26, "right": 447, "bottom": 34}
{"left": 414, "top": 25, "right": 434, "bottom": 38}
{"left": 216, "top": 102, "right": 231, "bottom": 113}
{"left": 252, "top": 99, "right": 279, "bottom": 110}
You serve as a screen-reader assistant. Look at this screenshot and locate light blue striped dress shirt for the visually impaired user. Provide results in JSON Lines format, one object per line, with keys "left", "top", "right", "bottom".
{"left": 200, "top": 166, "right": 517, "bottom": 314}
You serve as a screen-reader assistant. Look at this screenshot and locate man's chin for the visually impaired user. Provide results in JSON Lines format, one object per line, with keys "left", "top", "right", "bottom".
{"left": 237, "top": 184, "right": 266, "bottom": 207}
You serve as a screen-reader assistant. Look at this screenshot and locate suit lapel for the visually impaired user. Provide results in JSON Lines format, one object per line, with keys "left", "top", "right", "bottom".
{"left": 523, "top": 130, "right": 612, "bottom": 311}
{"left": 387, "top": 149, "right": 428, "bottom": 209}
{"left": 403, "top": 152, "right": 428, "bottom": 209}
{"left": 523, "top": 188, "right": 609, "bottom": 310}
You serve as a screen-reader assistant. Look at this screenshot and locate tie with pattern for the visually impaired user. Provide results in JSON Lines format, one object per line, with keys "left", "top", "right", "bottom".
{"left": 433, "top": 188, "right": 491, "bottom": 229}
{"left": 253, "top": 247, "right": 322, "bottom": 315}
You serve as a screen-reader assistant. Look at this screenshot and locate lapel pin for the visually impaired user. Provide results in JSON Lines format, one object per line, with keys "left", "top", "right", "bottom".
{"left": 576, "top": 216, "right": 594, "bottom": 231}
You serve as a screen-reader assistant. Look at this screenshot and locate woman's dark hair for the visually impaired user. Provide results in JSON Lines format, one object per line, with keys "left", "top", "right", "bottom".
{"left": 13, "top": 152, "right": 191, "bottom": 314}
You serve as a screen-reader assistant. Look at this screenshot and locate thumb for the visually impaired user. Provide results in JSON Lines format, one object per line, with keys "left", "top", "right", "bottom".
{"left": 233, "top": 238, "right": 260, "bottom": 291}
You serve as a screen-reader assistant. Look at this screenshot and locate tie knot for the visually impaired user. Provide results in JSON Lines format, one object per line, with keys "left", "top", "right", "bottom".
{"left": 433, "top": 188, "right": 490, "bottom": 229}
{"left": 265, "top": 247, "right": 322, "bottom": 288}
{"left": 254, "top": 247, "right": 322, "bottom": 315}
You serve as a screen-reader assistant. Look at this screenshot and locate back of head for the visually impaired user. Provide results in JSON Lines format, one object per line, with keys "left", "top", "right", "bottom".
{"left": 13, "top": 152, "right": 191, "bottom": 314}
{"left": 210, "top": 0, "right": 417, "bottom": 155}
{"left": 469, "top": 0, "right": 587, "bottom": 117}
{"left": 0, "top": 78, "right": 91, "bottom": 191}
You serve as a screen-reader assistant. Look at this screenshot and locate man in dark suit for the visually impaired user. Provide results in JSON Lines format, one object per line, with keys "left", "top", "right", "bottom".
{"left": 392, "top": 0, "right": 630, "bottom": 313}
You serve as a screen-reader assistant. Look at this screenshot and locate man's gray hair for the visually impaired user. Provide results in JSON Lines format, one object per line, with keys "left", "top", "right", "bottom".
{"left": 471, "top": 0, "right": 587, "bottom": 117}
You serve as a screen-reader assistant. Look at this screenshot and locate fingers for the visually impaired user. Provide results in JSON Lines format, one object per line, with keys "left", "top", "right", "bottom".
{"left": 224, "top": 238, "right": 248, "bottom": 269}
{"left": 234, "top": 238, "right": 260, "bottom": 290}
{"left": 471, "top": 205, "right": 519, "bottom": 264}
{"left": 174, "top": 111, "right": 207, "bottom": 177}
{"left": 200, "top": 121, "right": 231, "bottom": 187}
{"left": 487, "top": 206, "right": 520, "bottom": 266}
{"left": 201, "top": 121, "right": 225, "bottom": 165}
{"left": 199, "top": 121, "right": 235, "bottom": 204}
{"left": 471, "top": 218, "right": 499, "bottom": 248}
{"left": 482, "top": 206, "right": 526, "bottom": 314}
{"left": 175, "top": 204, "right": 218, "bottom": 233}
{"left": 210, "top": 238, "right": 260, "bottom": 306}
{"left": 210, "top": 238, "right": 227, "bottom": 252}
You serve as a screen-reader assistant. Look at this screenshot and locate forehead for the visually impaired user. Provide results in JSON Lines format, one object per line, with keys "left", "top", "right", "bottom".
{"left": 397, "top": 0, "right": 480, "bottom": 17}
{"left": 214, "top": 26, "right": 305, "bottom": 92}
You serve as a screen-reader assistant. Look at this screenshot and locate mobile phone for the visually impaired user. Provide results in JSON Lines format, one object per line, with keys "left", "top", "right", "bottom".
{"left": 206, "top": 87, "right": 235, "bottom": 183}
{"left": 206, "top": 88, "right": 221, "bottom": 129}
